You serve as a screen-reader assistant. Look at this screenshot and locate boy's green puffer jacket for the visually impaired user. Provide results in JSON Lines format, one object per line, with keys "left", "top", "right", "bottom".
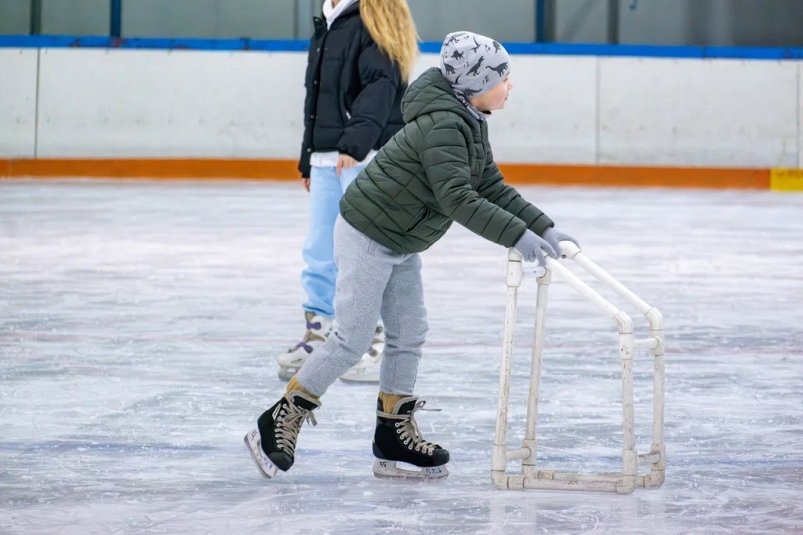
{"left": 340, "top": 67, "right": 553, "bottom": 254}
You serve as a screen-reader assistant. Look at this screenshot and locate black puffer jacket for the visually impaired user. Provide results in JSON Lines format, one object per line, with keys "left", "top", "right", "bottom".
{"left": 299, "top": 2, "right": 406, "bottom": 178}
{"left": 341, "top": 68, "right": 554, "bottom": 254}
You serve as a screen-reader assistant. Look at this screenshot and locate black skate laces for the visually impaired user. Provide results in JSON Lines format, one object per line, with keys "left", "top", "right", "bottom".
{"left": 379, "top": 399, "right": 441, "bottom": 456}
{"left": 276, "top": 399, "right": 318, "bottom": 456}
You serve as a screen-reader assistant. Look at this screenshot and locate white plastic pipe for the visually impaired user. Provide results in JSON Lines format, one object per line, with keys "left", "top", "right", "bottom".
{"left": 492, "top": 249, "right": 523, "bottom": 482}
{"left": 494, "top": 244, "right": 665, "bottom": 493}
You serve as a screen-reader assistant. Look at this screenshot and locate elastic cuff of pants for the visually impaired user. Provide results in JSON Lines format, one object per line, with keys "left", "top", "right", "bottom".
{"left": 287, "top": 376, "right": 320, "bottom": 400}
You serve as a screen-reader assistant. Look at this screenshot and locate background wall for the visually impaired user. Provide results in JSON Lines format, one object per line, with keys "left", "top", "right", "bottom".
{"left": 1, "top": 48, "right": 799, "bottom": 168}
{"left": 596, "top": 58, "right": 799, "bottom": 167}
{"left": 40, "top": 0, "right": 109, "bottom": 36}
{"left": 0, "top": 0, "right": 30, "bottom": 34}
{"left": 35, "top": 49, "right": 306, "bottom": 158}
{"left": 548, "top": 0, "right": 803, "bottom": 47}
{"left": 0, "top": 49, "right": 37, "bottom": 157}
{"left": 616, "top": 0, "right": 803, "bottom": 47}
{"left": 2, "top": 0, "right": 802, "bottom": 46}
{"left": 410, "top": 0, "right": 537, "bottom": 42}
{"left": 122, "top": 0, "right": 299, "bottom": 39}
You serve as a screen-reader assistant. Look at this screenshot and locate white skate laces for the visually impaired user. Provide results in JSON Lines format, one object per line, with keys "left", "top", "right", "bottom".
{"left": 275, "top": 397, "right": 318, "bottom": 457}
{"left": 380, "top": 400, "right": 440, "bottom": 456}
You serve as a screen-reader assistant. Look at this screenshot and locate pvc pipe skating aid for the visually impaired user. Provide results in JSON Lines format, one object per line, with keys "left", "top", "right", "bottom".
{"left": 492, "top": 242, "right": 665, "bottom": 493}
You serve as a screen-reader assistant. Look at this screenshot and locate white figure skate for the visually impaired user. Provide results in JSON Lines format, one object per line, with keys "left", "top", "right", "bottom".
{"left": 275, "top": 312, "right": 332, "bottom": 381}
{"left": 339, "top": 325, "right": 384, "bottom": 384}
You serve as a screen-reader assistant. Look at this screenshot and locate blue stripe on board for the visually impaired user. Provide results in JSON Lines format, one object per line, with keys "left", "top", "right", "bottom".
{"left": 1, "top": 34, "right": 801, "bottom": 60}
{"left": 0, "top": 35, "right": 308, "bottom": 52}
{"left": 420, "top": 40, "right": 803, "bottom": 59}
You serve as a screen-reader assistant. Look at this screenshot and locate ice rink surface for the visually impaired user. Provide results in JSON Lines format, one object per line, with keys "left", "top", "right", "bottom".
{"left": 1, "top": 179, "right": 801, "bottom": 534}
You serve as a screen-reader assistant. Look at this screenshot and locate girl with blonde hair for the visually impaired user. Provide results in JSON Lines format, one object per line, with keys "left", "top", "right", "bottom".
{"left": 274, "top": 0, "right": 418, "bottom": 384}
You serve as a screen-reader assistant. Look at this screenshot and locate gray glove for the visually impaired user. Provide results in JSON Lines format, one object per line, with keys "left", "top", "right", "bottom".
{"left": 542, "top": 227, "right": 579, "bottom": 258}
{"left": 513, "top": 230, "right": 557, "bottom": 265}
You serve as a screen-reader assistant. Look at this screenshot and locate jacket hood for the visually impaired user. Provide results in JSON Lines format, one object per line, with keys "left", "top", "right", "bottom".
{"left": 319, "top": 0, "right": 359, "bottom": 30}
{"left": 402, "top": 68, "right": 476, "bottom": 124}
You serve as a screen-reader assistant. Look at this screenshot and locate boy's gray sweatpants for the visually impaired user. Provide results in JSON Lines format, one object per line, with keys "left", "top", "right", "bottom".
{"left": 296, "top": 216, "right": 427, "bottom": 397}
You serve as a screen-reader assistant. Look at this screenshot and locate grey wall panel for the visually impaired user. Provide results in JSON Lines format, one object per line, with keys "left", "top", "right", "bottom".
{"left": 729, "top": 0, "right": 803, "bottom": 47}
{"left": 123, "top": 0, "right": 297, "bottom": 39}
{"left": 408, "top": 0, "right": 535, "bottom": 42}
{"left": 620, "top": 0, "right": 803, "bottom": 47}
{"left": 553, "top": 0, "right": 608, "bottom": 43}
{"left": 41, "top": 0, "right": 109, "bottom": 36}
{"left": 620, "top": 0, "right": 746, "bottom": 46}
{"left": 296, "top": 0, "right": 321, "bottom": 39}
{"left": 619, "top": 0, "right": 696, "bottom": 45}
{"left": 0, "top": 0, "right": 31, "bottom": 34}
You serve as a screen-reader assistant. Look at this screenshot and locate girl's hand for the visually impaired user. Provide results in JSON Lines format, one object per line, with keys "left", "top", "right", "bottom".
{"left": 301, "top": 177, "right": 310, "bottom": 192}
{"left": 336, "top": 154, "right": 358, "bottom": 176}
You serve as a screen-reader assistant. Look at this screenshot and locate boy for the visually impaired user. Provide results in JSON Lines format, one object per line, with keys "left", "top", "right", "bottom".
{"left": 246, "top": 31, "right": 579, "bottom": 480}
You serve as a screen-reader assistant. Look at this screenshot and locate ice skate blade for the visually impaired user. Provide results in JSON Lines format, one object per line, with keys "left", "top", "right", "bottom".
{"left": 372, "top": 459, "right": 448, "bottom": 480}
{"left": 339, "top": 371, "right": 380, "bottom": 384}
{"left": 339, "top": 354, "right": 382, "bottom": 383}
{"left": 244, "top": 429, "right": 280, "bottom": 478}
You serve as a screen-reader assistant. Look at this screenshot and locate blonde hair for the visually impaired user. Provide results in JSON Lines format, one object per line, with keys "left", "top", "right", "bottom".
{"left": 360, "top": 0, "right": 419, "bottom": 81}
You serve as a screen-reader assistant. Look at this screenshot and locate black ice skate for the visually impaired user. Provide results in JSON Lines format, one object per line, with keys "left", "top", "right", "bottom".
{"left": 372, "top": 396, "right": 449, "bottom": 479}
{"left": 244, "top": 390, "right": 320, "bottom": 478}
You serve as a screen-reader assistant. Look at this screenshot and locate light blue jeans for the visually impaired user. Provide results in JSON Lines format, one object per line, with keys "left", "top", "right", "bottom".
{"left": 301, "top": 164, "right": 365, "bottom": 318}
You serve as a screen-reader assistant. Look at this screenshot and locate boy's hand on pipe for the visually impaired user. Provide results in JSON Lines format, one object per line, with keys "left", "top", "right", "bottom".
{"left": 514, "top": 230, "right": 557, "bottom": 266}
{"left": 542, "top": 227, "right": 579, "bottom": 258}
